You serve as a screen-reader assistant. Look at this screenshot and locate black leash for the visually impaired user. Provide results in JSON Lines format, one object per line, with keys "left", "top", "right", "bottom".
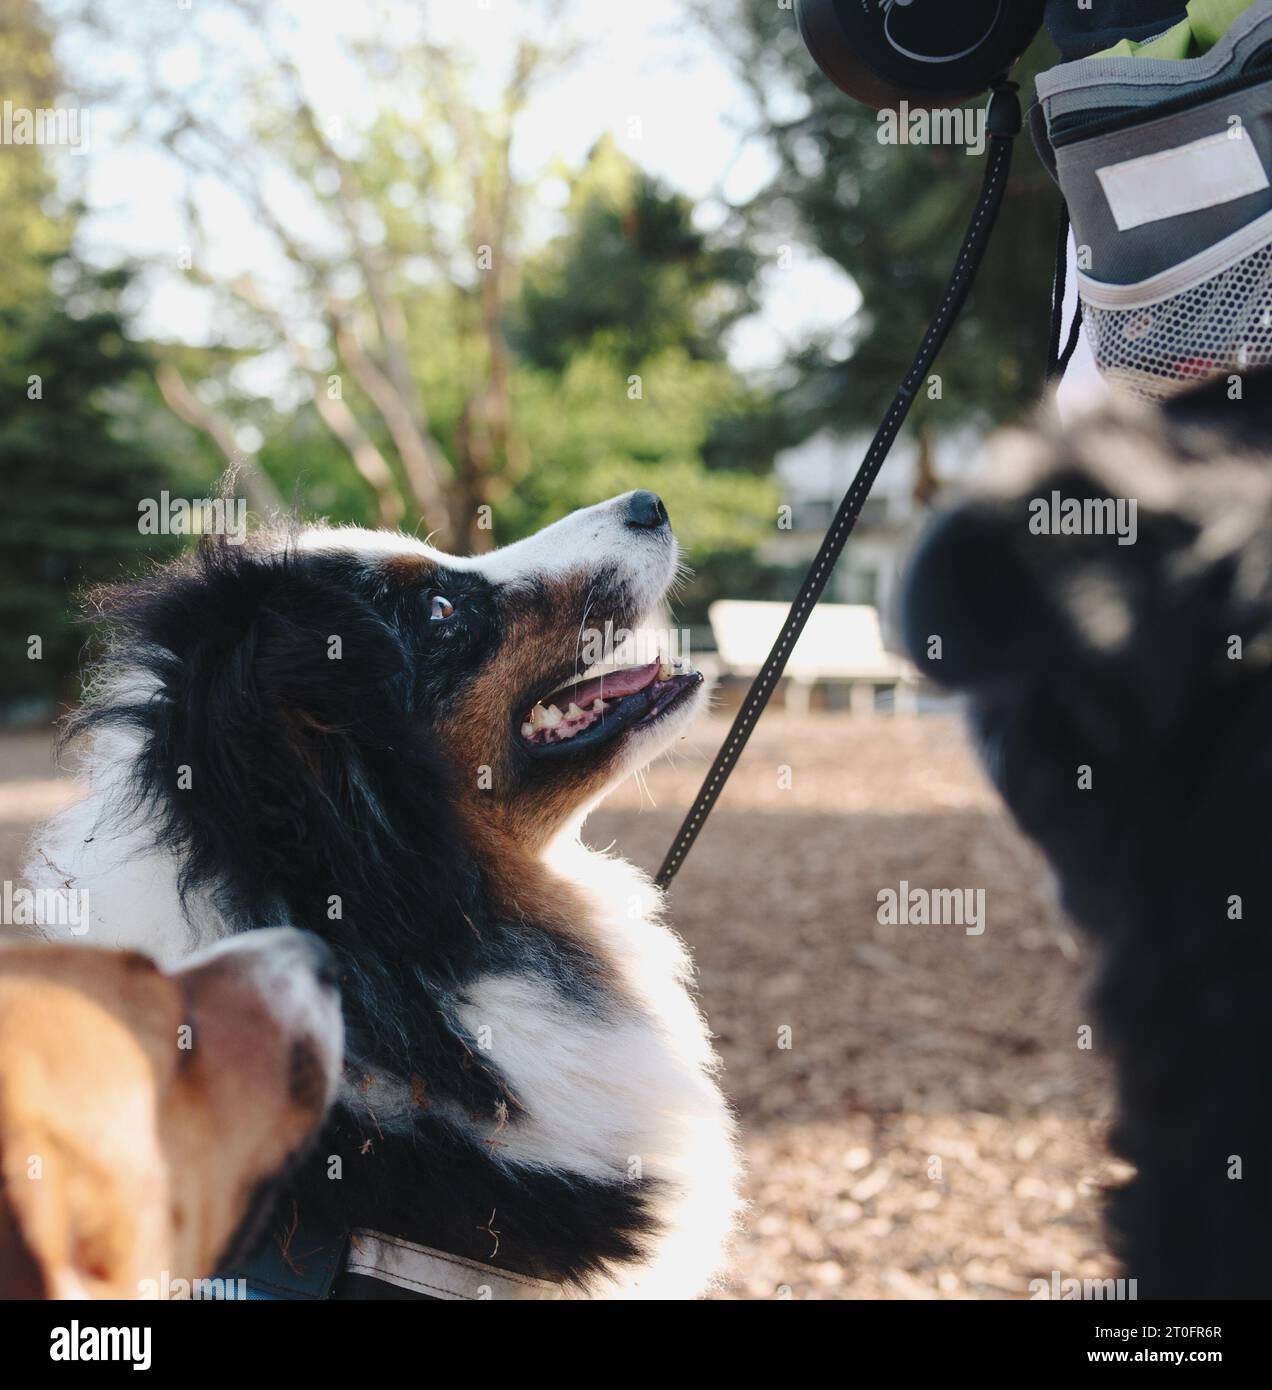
{"left": 1047, "top": 199, "right": 1084, "bottom": 381}
{"left": 1047, "top": 202, "right": 1070, "bottom": 377}
{"left": 656, "top": 81, "right": 1023, "bottom": 890}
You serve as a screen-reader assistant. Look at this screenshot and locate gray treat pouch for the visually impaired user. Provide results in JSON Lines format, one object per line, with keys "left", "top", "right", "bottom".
{"left": 1036, "top": 1, "right": 1272, "bottom": 399}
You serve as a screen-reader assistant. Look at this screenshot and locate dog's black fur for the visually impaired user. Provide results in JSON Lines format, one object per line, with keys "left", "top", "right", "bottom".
{"left": 902, "top": 372, "right": 1272, "bottom": 1297}
{"left": 71, "top": 537, "right": 659, "bottom": 1283}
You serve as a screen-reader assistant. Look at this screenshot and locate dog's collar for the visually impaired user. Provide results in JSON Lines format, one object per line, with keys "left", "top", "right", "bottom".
{"left": 345, "top": 1230, "right": 564, "bottom": 1301}
{"left": 225, "top": 1212, "right": 564, "bottom": 1300}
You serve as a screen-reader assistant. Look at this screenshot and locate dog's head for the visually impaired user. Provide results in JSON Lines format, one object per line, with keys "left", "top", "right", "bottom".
{"left": 275, "top": 489, "right": 702, "bottom": 843}
{"left": 901, "top": 377, "right": 1272, "bottom": 927}
{"left": 80, "top": 487, "right": 703, "bottom": 882}
{"left": 0, "top": 929, "right": 342, "bottom": 1298}
{"left": 288, "top": 488, "right": 703, "bottom": 846}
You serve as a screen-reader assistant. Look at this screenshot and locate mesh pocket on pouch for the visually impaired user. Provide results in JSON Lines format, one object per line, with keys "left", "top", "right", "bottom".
{"left": 1079, "top": 212, "right": 1272, "bottom": 401}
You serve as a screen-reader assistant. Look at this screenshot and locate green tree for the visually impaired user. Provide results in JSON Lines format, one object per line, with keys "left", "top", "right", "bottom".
{"left": 0, "top": 268, "right": 182, "bottom": 709}
{"left": 53, "top": 0, "right": 782, "bottom": 570}
{"left": 517, "top": 135, "right": 759, "bottom": 372}
{"left": 56, "top": 0, "right": 573, "bottom": 551}
{"left": 0, "top": 3, "right": 178, "bottom": 710}
{"left": 0, "top": 0, "right": 71, "bottom": 314}
{"left": 507, "top": 139, "right": 779, "bottom": 617}
{"left": 701, "top": 1, "right": 1061, "bottom": 441}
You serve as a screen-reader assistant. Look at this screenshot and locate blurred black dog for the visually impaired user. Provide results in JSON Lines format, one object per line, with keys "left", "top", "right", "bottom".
{"left": 903, "top": 372, "right": 1272, "bottom": 1298}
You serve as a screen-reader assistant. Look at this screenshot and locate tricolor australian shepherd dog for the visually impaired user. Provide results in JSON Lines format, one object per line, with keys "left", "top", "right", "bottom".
{"left": 24, "top": 489, "right": 741, "bottom": 1299}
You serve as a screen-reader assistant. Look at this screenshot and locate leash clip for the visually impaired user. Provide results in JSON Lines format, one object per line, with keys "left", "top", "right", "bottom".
{"left": 986, "top": 80, "right": 1022, "bottom": 140}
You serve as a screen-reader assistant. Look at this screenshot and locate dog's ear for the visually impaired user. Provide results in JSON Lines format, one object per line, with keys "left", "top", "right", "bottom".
{"left": 82, "top": 534, "right": 470, "bottom": 948}
{"left": 0, "top": 1179, "right": 50, "bottom": 1299}
{"left": 1, "top": 1126, "right": 55, "bottom": 1299}
{"left": 90, "top": 535, "right": 422, "bottom": 794}
{"left": 0, "top": 1132, "right": 128, "bottom": 1300}
{"left": 164, "top": 537, "right": 413, "bottom": 746}
{"left": 902, "top": 499, "right": 1060, "bottom": 692}
{"left": 179, "top": 541, "right": 443, "bottom": 830}
{"left": 901, "top": 443, "right": 1241, "bottom": 754}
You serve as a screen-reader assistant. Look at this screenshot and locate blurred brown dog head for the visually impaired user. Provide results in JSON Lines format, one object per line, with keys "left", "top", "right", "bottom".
{"left": 0, "top": 928, "right": 342, "bottom": 1298}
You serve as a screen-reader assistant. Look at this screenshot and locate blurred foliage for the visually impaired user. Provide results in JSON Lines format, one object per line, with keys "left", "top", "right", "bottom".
{"left": 0, "top": 266, "right": 180, "bottom": 710}
{"left": 505, "top": 139, "right": 778, "bottom": 571}
{"left": 516, "top": 135, "right": 759, "bottom": 371}
{"left": 510, "top": 347, "right": 776, "bottom": 549}
{"left": 0, "top": 1, "right": 179, "bottom": 712}
{"left": 4, "top": 0, "right": 1070, "bottom": 709}
{"left": 699, "top": 0, "right": 1062, "bottom": 435}
{"left": 0, "top": 0, "right": 71, "bottom": 313}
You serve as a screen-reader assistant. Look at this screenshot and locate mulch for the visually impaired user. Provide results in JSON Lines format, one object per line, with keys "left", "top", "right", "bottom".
{"left": 0, "top": 712, "right": 1123, "bottom": 1299}
{"left": 590, "top": 710, "right": 1122, "bottom": 1299}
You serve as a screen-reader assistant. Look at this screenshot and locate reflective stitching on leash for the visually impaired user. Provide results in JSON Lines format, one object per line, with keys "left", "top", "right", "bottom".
{"left": 655, "top": 114, "right": 1018, "bottom": 888}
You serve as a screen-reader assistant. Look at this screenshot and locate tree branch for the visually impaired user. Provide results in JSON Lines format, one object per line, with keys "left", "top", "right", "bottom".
{"left": 154, "top": 361, "right": 286, "bottom": 516}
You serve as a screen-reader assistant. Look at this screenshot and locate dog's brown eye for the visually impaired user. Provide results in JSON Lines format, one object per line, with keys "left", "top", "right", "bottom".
{"left": 430, "top": 595, "right": 455, "bottom": 621}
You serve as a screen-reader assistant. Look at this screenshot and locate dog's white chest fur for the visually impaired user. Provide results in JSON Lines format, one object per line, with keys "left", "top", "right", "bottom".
{"left": 454, "top": 837, "right": 741, "bottom": 1297}
{"left": 24, "top": 755, "right": 740, "bottom": 1299}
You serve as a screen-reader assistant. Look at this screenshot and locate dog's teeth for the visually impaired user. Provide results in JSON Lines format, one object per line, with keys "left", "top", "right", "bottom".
{"left": 525, "top": 694, "right": 607, "bottom": 740}
{"left": 657, "top": 659, "right": 673, "bottom": 680}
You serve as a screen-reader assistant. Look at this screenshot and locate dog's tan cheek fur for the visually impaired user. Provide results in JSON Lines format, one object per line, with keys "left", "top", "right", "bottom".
{"left": 382, "top": 553, "right": 441, "bottom": 588}
{"left": 438, "top": 576, "right": 624, "bottom": 846}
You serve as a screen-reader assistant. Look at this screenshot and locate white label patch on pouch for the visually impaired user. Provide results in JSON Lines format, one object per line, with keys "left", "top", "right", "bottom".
{"left": 1097, "top": 130, "right": 1269, "bottom": 232}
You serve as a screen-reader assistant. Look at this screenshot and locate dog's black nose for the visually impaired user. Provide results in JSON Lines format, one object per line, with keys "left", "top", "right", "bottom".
{"left": 624, "top": 490, "right": 669, "bottom": 530}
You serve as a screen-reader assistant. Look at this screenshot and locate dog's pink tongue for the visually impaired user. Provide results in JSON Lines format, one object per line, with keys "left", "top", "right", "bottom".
{"left": 568, "top": 660, "right": 661, "bottom": 708}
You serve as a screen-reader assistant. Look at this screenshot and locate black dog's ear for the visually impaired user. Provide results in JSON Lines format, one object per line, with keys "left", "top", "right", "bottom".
{"left": 901, "top": 500, "right": 1062, "bottom": 692}
{"left": 900, "top": 415, "right": 1249, "bottom": 755}
{"left": 202, "top": 547, "right": 409, "bottom": 748}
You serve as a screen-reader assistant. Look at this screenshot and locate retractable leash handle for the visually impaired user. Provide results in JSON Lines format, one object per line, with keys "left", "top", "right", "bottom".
{"left": 795, "top": 0, "right": 1045, "bottom": 111}
{"left": 656, "top": 81, "right": 1024, "bottom": 889}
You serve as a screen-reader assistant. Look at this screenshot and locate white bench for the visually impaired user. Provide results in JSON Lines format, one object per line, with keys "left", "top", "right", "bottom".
{"left": 708, "top": 599, "right": 918, "bottom": 714}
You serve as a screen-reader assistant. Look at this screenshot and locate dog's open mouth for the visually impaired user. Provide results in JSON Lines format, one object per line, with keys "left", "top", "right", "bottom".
{"left": 518, "top": 658, "right": 703, "bottom": 758}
